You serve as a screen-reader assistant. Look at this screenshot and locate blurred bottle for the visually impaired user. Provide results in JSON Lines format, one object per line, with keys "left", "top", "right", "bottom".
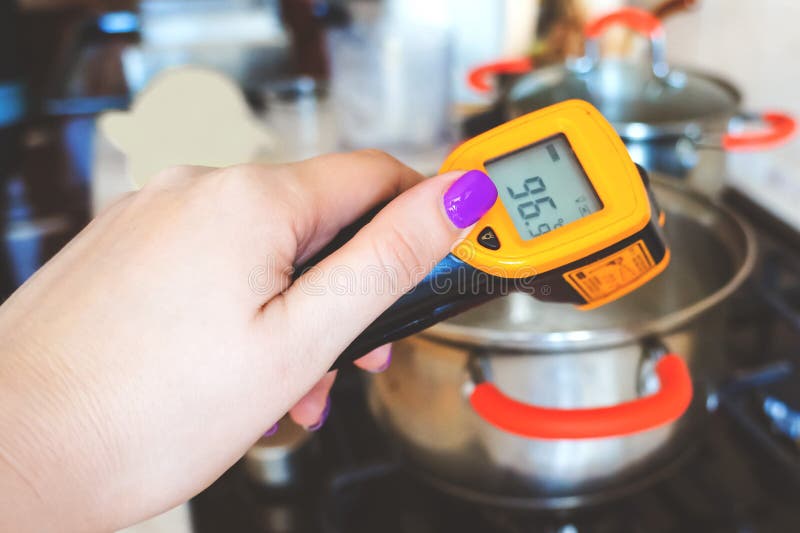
{"left": 258, "top": 76, "right": 336, "bottom": 162}
{"left": 326, "top": 7, "right": 453, "bottom": 152}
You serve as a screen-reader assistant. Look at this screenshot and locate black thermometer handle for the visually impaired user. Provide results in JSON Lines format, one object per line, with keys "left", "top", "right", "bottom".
{"left": 293, "top": 205, "right": 576, "bottom": 370}
{"left": 333, "top": 254, "right": 497, "bottom": 368}
{"left": 292, "top": 206, "right": 493, "bottom": 370}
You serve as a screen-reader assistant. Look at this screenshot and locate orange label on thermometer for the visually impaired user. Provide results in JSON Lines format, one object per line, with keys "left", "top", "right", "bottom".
{"left": 563, "top": 240, "right": 656, "bottom": 303}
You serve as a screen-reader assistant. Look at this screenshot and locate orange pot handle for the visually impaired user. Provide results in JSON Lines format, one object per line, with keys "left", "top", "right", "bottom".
{"left": 466, "top": 57, "right": 534, "bottom": 94}
{"left": 469, "top": 354, "right": 693, "bottom": 440}
{"left": 722, "top": 112, "right": 797, "bottom": 152}
{"left": 584, "top": 7, "right": 664, "bottom": 39}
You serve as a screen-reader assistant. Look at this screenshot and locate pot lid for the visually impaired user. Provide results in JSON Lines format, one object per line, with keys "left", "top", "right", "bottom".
{"left": 505, "top": 7, "right": 742, "bottom": 138}
{"left": 508, "top": 61, "right": 741, "bottom": 136}
{"left": 422, "top": 180, "right": 755, "bottom": 352}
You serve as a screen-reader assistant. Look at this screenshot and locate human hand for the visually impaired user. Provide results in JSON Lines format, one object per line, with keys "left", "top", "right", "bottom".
{"left": 0, "top": 151, "right": 497, "bottom": 531}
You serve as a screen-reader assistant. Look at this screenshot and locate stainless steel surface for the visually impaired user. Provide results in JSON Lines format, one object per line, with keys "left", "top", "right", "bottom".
{"left": 366, "top": 180, "right": 755, "bottom": 506}
{"left": 429, "top": 181, "right": 754, "bottom": 352}
{"left": 244, "top": 419, "right": 314, "bottom": 488}
{"left": 582, "top": 15, "right": 669, "bottom": 79}
{"left": 507, "top": 17, "right": 741, "bottom": 141}
{"left": 510, "top": 62, "right": 739, "bottom": 140}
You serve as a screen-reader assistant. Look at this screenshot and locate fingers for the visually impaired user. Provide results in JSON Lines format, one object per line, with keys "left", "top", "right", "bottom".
{"left": 267, "top": 345, "right": 388, "bottom": 437}
{"left": 271, "top": 344, "right": 389, "bottom": 436}
{"left": 353, "top": 343, "right": 392, "bottom": 373}
{"left": 275, "top": 343, "right": 390, "bottom": 433}
{"left": 280, "top": 150, "right": 426, "bottom": 263}
{"left": 274, "top": 169, "right": 497, "bottom": 369}
{"left": 288, "top": 371, "right": 337, "bottom": 430}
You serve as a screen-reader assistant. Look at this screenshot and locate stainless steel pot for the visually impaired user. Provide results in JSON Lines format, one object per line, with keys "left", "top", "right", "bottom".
{"left": 366, "top": 180, "right": 755, "bottom": 508}
{"left": 468, "top": 8, "right": 795, "bottom": 197}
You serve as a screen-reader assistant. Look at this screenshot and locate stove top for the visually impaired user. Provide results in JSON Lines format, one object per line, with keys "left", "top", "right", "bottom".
{"left": 190, "top": 210, "right": 800, "bottom": 533}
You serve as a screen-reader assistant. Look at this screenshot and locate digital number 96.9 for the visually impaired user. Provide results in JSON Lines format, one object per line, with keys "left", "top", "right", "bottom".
{"left": 506, "top": 177, "right": 562, "bottom": 238}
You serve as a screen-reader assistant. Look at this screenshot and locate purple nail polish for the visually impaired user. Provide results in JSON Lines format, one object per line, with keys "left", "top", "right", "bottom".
{"left": 372, "top": 349, "right": 392, "bottom": 373}
{"left": 443, "top": 170, "right": 498, "bottom": 229}
{"left": 307, "top": 397, "right": 331, "bottom": 432}
{"left": 263, "top": 423, "right": 279, "bottom": 438}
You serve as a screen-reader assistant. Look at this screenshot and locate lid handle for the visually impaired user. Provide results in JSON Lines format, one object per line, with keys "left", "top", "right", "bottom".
{"left": 468, "top": 354, "right": 693, "bottom": 439}
{"left": 582, "top": 7, "right": 669, "bottom": 78}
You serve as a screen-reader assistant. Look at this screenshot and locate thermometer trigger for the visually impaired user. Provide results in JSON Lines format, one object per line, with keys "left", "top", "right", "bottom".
{"left": 478, "top": 227, "right": 501, "bottom": 250}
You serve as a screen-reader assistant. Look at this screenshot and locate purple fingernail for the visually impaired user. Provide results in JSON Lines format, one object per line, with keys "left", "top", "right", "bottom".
{"left": 372, "top": 349, "right": 392, "bottom": 373}
{"left": 443, "top": 170, "right": 497, "bottom": 228}
{"left": 307, "top": 397, "right": 331, "bottom": 432}
{"left": 263, "top": 423, "right": 279, "bottom": 438}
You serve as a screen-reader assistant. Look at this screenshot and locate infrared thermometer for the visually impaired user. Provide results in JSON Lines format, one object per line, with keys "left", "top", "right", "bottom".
{"left": 306, "top": 100, "right": 669, "bottom": 368}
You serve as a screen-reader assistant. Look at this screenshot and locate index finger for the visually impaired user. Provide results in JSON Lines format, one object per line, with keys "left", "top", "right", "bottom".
{"left": 280, "top": 150, "right": 426, "bottom": 264}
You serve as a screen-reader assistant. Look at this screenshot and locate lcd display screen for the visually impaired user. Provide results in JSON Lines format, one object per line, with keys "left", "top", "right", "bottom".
{"left": 485, "top": 134, "right": 603, "bottom": 241}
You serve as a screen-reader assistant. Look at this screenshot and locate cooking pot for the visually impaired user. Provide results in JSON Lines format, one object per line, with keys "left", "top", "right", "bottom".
{"left": 366, "top": 179, "right": 755, "bottom": 509}
{"left": 467, "top": 8, "right": 796, "bottom": 196}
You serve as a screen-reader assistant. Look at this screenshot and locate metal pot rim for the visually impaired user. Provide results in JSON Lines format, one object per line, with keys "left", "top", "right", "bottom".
{"left": 506, "top": 61, "right": 743, "bottom": 141}
{"left": 421, "top": 180, "right": 757, "bottom": 352}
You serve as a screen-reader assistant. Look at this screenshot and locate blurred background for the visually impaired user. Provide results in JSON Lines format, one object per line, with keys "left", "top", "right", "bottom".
{"left": 2, "top": 0, "right": 799, "bottom": 301}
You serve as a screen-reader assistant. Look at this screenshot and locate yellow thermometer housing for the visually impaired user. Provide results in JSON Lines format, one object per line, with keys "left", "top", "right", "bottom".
{"left": 441, "top": 99, "right": 669, "bottom": 309}
{"left": 309, "top": 100, "right": 669, "bottom": 368}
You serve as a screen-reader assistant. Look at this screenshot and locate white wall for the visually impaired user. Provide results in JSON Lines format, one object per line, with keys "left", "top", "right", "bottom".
{"left": 658, "top": 0, "right": 800, "bottom": 114}
{"left": 647, "top": 0, "right": 800, "bottom": 228}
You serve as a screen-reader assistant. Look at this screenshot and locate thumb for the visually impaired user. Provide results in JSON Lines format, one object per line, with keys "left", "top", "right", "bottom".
{"left": 276, "top": 169, "right": 497, "bottom": 365}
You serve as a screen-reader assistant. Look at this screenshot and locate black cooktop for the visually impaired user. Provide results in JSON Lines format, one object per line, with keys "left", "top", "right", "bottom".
{"left": 191, "top": 368, "right": 800, "bottom": 533}
{"left": 191, "top": 213, "right": 800, "bottom": 533}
